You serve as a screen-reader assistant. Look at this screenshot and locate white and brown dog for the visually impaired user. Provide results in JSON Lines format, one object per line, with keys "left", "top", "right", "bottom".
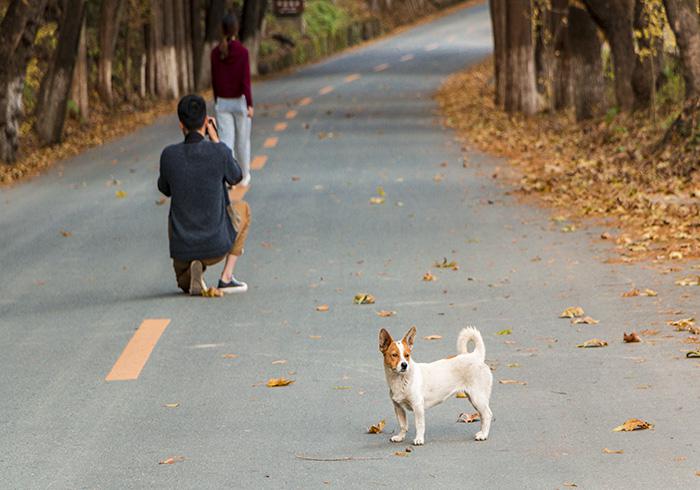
{"left": 379, "top": 326, "right": 493, "bottom": 445}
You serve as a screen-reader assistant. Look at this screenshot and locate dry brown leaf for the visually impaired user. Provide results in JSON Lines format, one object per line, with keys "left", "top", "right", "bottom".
{"left": 266, "top": 377, "right": 294, "bottom": 387}
{"left": 163, "top": 403, "right": 179, "bottom": 408}
{"left": 612, "top": 418, "right": 653, "bottom": 432}
{"left": 434, "top": 258, "right": 459, "bottom": 270}
{"left": 369, "top": 196, "right": 385, "bottom": 205}
{"left": 577, "top": 338, "right": 608, "bottom": 348}
{"left": 222, "top": 353, "right": 238, "bottom": 359}
{"left": 159, "top": 456, "right": 185, "bottom": 465}
{"left": 201, "top": 287, "right": 224, "bottom": 298}
{"left": 315, "top": 304, "right": 329, "bottom": 312}
{"left": 394, "top": 451, "right": 410, "bottom": 457}
{"left": 156, "top": 197, "right": 167, "bottom": 205}
{"left": 563, "top": 483, "right": 578, "bottom": 488}
{"left": 309, "top": 335, "right": 322, "bottom": 340}
{"left": 376, "top": 310, "right": 396, "bottom": 317}
{"left": 367, "top": 419, "right": 385, "bottom": 434}
{"left": 353, "top": 293, "right": 375, "bottom": 304}
{"left": 675, "top": 276, "right": 700, "bottom": 286}
{"left": 640, "top": 329, "right": 659, "bottom": 336}
{"left": 571, "top": 316, "right": 599, "bottom": 325}
{"left": 603, "top": 448, "right": 624, "bottom": 454}
{"left": 560, "top": 306, "right": 585, "bottom": 318}
{"left": 272, "top": 359, "right": 287, "bottom": 364}
{"left": 59, "top": 230, "right": 72, "bottom": 237}
{"left": 115, "top": 190, "right": 127, "bottom": 198}
{"left": 623, "top": 332, "right": 641, "bottom": 343}
{"left": 424, "top": 335, "right": 442, "bottom": 340}
{"left": 423, "top": 271, "right": 436, "bottom": 281}
{"left": 499, "top": 379, "right": 527, "bottom": 385}
{"left": 433, "top": 173, "right": 444, "bottom": 182}
{"left": 456, "top": 412, "right": 480, "bottom": 423}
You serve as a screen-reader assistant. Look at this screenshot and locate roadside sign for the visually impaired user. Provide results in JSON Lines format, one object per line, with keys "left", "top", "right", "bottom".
{"left": 273, "top": 0, "right": 304, "bottom": 16}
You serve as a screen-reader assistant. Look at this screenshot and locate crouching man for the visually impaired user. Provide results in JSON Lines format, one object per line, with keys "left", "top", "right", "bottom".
{"left": 158, "top": 94, "right": 250, "bottom": 295}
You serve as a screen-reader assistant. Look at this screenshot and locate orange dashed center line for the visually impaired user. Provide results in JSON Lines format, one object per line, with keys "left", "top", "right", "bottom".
{"left": 400, "top": 54, "right": 415, "bottom": 62}
{"left": 285, "top": 110, "right": 298, "bottom": 119}
{"left": 319, "top": 85, "right": 334, "bottom": 95}
{"left": 373, "top": 63, "right": 390, "bottom": 72}
{"left": 274, "top": 122, "right": 288, "bottom": 131}
{"left": 106, "top": 319, "right": 170, "bottom": 381}
{"left": 425, "top": 43, "right": 439, "bottom": 51}
{"left": 251, "top": 155, "right": 268, "bottom": 170}
{"left": 263, "top": 136, "right": 279, "bottom": 148}
{"left": 298, "top": 97, "right": 313, "bottom": 106}
{"left": 344, "top": 73, "right": 361, "bottom": 82}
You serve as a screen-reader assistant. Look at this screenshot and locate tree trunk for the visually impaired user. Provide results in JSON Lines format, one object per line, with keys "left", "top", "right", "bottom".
{"left": 489, "top": 0, "right": 507, "bottom": 108}
{"left": 535, "top": 0, "right": 569, "bottom": 111}
{"left": 632, "top": 0, "right": 664, "bottom": 110}
{"left": 162, "top": 0, "right": 180, "bottom": 98}
{"left": 582, "top": 0, "right": 637, "bottom": 112}
{"left": 504, "top": 0, "right": 538, "bottom": 115}
{"left": 568, "top": 4, "right": 604, "bottom": 121}
{"left": 195, "top": 0, "right": 225, "bottom": 90}
{"left": 240, "top": 0, "right": 269, "bottom": 76}
{"left": 98, "top": 0, "right": 126, "bottom": 106}
{"left": 35, "top": 0, "right": 87, "bottom": 146}
{"left": 663, "top": 0, "right": 700, "bottom": 97}
{"left": 0, "top": 0, "right": 50, "bottom": 163}
{"left": 70, "top": 16, "right": 89, "bottom": 121}
{"left": 173, "top": 0, "right": 191, "bottom": 95}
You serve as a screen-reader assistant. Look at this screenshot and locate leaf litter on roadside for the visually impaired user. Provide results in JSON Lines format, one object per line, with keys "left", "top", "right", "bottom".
{"left": 571, "top": 316, "right": 599, "bottom": 325}
{"left": 424, "top": 335, "right": 442, "bottom": 340}
{"left": 376, "top": 310, "right": 396, "bottom": 317}
{"left": 315, "top": 304, "right": 329, "bottom": 312}
{"left": 423, "top": 271, "right": 436, "bottom": 281}
{"left": 622, "top": 288, "right": 658, "bottom": 297}
{"left": 623, "top": 332, "right": 641, "bottom": 343}
{"left": 499, "top": 379, "right": 527, "bottom": 385}
{"left": 434, "top": 258, "right": 459, "bottom": 270}
{"left": 577, "top": 338, "right": 608, "bottom": 348}
{"left": 353, "top": 293, "right": 375, "bottom": 305}
{"left": 603, "top": 448, "right": 624, "bottom": 454}
{"left": 457, "top": 412, "right": 480, "bottom": 423}
{"left": 560, "top": 306, "right": 585, "bottom": 318}
{"left": 612, "top": 418, "right": 653, "bottom": 432}
{"left": 266, "top": 378, "right": 294, "bottom": 387}
{"left": 367, "top": 419, "right": 385, "bottom": 434}
{"left": 201, "top": 287, "right": 223, "bottom": 298}
{"left": 159, "top": 456, "right": 185, "bottom": 465}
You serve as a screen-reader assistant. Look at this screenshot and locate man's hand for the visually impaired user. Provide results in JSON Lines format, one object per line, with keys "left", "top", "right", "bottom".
{"left": 247, "top": 106, "right": 254, "bottom": 119}
{"left": 206, "top": 116, "right": 220, "bottom": 143}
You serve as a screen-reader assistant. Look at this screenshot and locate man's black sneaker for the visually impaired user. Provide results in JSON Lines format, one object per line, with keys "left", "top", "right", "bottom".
{"left": 217, "top": 277, "right": 248, "bottom": 294}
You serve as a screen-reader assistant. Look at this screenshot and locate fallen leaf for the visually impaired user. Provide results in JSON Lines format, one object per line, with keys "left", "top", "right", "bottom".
{"left": 376, "top": 186, "right": 386, "bottom": 197}
{"left": 496, "top": 329, "right": 512, "bottom": 335}
{"left": 612, "top": 418, "right": 653, "bottom": 432}
{"left": 368, "top": 419, "right": 385, "bottom": 434}
{"left": 563, "top": 483, "right": 578, "bottom": 488}
{"left": 623, "top": 332, "right": 641, "bottom": 343}
{"left": 456, "top": 412, "right": 480, "bottom": 423}
{"left": 272, "top": 359, "right": 287, "bottom": 364}
{"left": 455, "top": 392, "right": 468, "bottom": 398}
{"left": 623, "top": 288, "right": 657, "bottom": 297}
{"left": 266, "top": 377, "right": 294, "bottom": 387}
{"left": 309, "top": 335, "right": 322, "bottom": 340}
{"left": 159, "top": 456, "right": 185, "bottom": 465}
{"left": 201, "top": 287, "right": 223, "bottom": 298}
{"left": 423, "top": 272, "right": 436, "bottom": 281}
{"left": 59, "top": 230, "right": 72, "bottom": 237}
{"left": 499, "top": 379, "right": 527, "bottom": 385}
{"left": 668, "top": 317, "right": 695, "bottom": 329}
{"left": 577, "top": 338, "right": 608, "bottom": 348}
{"left": 560, "top": 306, "right": 585, "bottom": 318}
{"left": 163, "top": 403, "right": 179, "bottom": 408}
{"left": 640, "top": 329, "right": 659, "bottom": 336}
{"left": 561, "top": 224, "right": 577, "bottom": 233}
{"left": 156, "top": 197, "right": 167, "bottom": 205}
{"left": 394, "top": 451, "right": 409, "bottom": 457}
{"left": 291, "top": 176, "right": 300, "bottom": 181}
{"left": 222, "top": 353, "right": 238, "bottom": 359}
{"left": 506, "top": 362, "right": 520, "bottom": 368}
{"left": 669, "top": 251, "right": 683, "bottom": 260}
{"left": 115, "top": 190, "right": 127, "bottom": 198}
{"left": 316, "top": 304, "right": 329, "bottom": 312}
{"left": 376, "top": 310, "right": 396, "bottom": 317}
{"left": 334, "top": 386, "right": 352, "bottom": 390}
{"left": 369, "top": 196, "right": 385, "bottom": 205}
{"left": 353, "top": 293, "right": 375, "bottom": 305}
{"left": 603, "top": 448, "right": 624, "bottom": 454}
{"left": 571, "top": 316, "right": 599, "bottom": 325}
{"left": 434, "top": 258, "right": 459, "bottom": 270}
{"left": 675, "top": 276, "right": 700, "bottom": 286}
{"left": 433, "top": 173, "right": 444, "bottom": 182}
{"left": 424, "top": 335, "right": 442, "bottom": 340}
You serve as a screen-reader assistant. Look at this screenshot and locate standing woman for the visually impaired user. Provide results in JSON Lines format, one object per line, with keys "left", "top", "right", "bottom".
{"left": 211, "top": 13, "right": 254, "bottom": 186}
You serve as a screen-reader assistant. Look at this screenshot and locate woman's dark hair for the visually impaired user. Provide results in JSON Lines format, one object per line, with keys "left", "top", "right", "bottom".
{"left": 219, "top": 12, "right": 239, "bottom": 60}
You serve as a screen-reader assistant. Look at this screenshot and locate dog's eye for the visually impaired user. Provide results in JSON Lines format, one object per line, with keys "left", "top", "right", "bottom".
{"left": 392, "top": 353, "right": 398, "bottom": 358}
{"left": 405, "top": 353, "right": 410, "bottom": 358}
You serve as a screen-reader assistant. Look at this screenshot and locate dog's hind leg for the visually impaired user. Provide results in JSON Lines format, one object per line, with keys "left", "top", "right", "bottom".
{"left": 469, "top": 393, "right": 492, "bottom": 441}
{"left": 390, "top": 402, "right": 408, "bottom": 443}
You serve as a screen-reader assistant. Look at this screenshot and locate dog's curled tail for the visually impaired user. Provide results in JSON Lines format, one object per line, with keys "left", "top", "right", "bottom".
{"left": 457, "top": 326, "right": 485, "bottom": 362}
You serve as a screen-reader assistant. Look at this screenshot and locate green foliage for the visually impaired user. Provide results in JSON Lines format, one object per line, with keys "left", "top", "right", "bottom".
{"left": 303, "top": 0, "right": 349, "bottom": 38}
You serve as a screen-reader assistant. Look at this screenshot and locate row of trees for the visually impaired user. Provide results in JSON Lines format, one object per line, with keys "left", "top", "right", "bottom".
{"left": 489, "top": 0, "right": 700, "bottom": 121}
{"left": 0, "top": 0, "right": 269, "bottom": 164}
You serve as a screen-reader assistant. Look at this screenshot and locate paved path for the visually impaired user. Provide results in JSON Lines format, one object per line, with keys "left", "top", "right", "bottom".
{"left": 1, "top": 4, "right": 698, "bottom": 488}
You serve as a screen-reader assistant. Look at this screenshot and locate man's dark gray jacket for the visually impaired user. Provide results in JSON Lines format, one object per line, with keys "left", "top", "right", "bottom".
{"left": 158, "top": 132, "right": 242, "bottom": 261}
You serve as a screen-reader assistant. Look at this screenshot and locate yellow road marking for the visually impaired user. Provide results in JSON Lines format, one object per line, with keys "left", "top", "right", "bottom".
{"left": 263, "top": 136, "right": 278, "bottom": 148}
{"left": 285, "top": 110, "right": 298, "bottom": 119}
{"left": 373, "top": 63, "right": 390, "bottom": 72}
{"left": 274, "top": 122, "right": 288, "bottom": 131}
{"left": 344, "top": 73, "right": 361, "bottom": 82}
{"left": 251, "top": 155, "right": 268, "bottom": 170}
{"left": 106, "top": 319, "right": 170, "bottom": 381}
{"left": 319, "top": 85, "right": 334, "bottom": 95}
{"left": 400, "top": 54, "right": 415, "bottom": 62}
{"left": 298, "top": 97, "right": 313, "bottom": 106}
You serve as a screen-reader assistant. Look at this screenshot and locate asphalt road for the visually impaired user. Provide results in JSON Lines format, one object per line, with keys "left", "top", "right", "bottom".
{"left": 1, "top": 3, "right": 699, "bottom": 489}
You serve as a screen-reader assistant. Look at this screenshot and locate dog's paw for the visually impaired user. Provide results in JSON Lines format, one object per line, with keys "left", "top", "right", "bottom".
{"left": 390, "top": 434, "right": 405, "bottom": 443}
{"left": 412, "top": 437, "right": 424, "bottom": 446}
{"left": 474, "top": 431, "right": 488, "bottom": 441}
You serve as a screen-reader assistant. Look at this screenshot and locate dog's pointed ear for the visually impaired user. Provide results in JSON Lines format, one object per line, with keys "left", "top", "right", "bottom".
{"left": 403, "top": 325, "right": 417, "bottom": 347}
{"left": 379, "top": 329, "right": 393, "bottom": 353}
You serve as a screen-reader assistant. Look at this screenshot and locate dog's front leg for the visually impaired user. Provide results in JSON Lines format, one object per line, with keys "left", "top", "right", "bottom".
{"left": 390, "top": 402, "right": 408, "bottom": 443}
{"left": 412, "top": 404, "right": 425, "bottom": 445}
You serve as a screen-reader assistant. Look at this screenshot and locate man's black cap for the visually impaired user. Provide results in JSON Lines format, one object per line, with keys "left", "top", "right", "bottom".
{"left": 177, "top": 94, "right": 207, "bottom": 131}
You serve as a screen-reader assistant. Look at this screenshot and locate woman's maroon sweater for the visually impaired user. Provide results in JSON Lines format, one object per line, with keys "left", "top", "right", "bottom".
{"left": 211, "top": 39, "right": 253, "bottom": 108}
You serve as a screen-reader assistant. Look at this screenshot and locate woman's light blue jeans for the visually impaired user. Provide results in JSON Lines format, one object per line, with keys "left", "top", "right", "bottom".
{"left": 215, "top": 96, "right": 251, "bottom": 181}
